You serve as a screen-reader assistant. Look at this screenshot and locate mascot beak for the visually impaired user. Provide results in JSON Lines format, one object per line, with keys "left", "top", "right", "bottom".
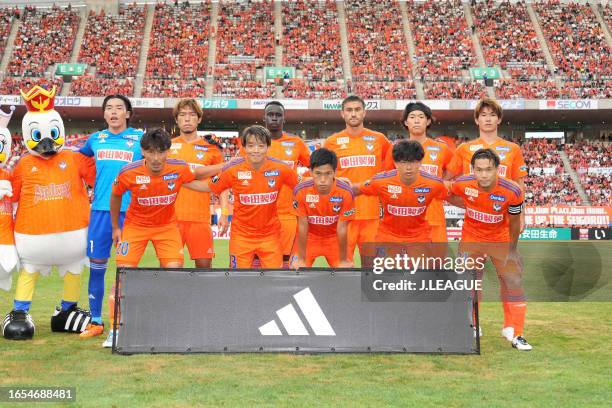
{"left": 32, "top": 138, "right": 59, "bottom": 157}
{"left": 0, "top": 152, "right": 5, "bottom": 163}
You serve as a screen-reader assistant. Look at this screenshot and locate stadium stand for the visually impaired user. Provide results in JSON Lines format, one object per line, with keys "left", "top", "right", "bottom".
{"left": 564, "top": 141, "right": 611, "bottom": 205}
{"left": 345, "top": 0, "right": 415, "bottom": 98}
{"left": 70, "top": 77, "right": 134, "bottom": 97}
{"left": 282, "top": 0, "right": 345, "bottom": 98}
{"left": 0, "top": 7, "right": 14, "bottom": 50}
{"left": 0, "top": 76, "right": 63, "bottom": 94}
{"left": 214, "top": 0, "right": 275, "bottom": 98}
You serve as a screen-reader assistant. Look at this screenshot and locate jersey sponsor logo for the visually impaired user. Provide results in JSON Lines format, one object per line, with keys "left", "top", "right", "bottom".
{"left": 388, "top": 185, "right": 402, "bottom": 194}
{"left": 464, "top": 187, "right": 479, "bottom": 197}
{"left": 495, "top": 146, "right": 511, "bottom": 152}
{"left": 489, "top": 194, "right": 506, "bottom": 202}
{"left": 420, "top": 164, "right": 439, "bottom": 176}
{"left": 466, "top": 207, "right": 503, "bottom": 223}
{"left": 329, "top": 196, "right": 343, "bottom": 203}
{"left": 387, "top": 204, "right": 426, "bottom": 216}
{"left": 163, "top": 173, "right": 179, "bottom": 181}
{"left": 96, "top": 149, "right": 134, "bottom": 162}
{"left": 363, "top": 136, "right": 376, "bottom": 141}
{"left": 426, "top": 145, "right": 440, "bottom": 151}
{"left": 170, "top": 143, "right": 182, "bottom": 150}
{"left": 137, "top": 193, "right": 177, "bottom": 206}
{"left": 124, "top": 134, "right": 140, "bottom": 141}
{"left": 414, "top": 187, "right": 430, "bottom": 193}
{"left": 33, "top": 182, "right": 72, "bottom": 204}
{"left": 281, "top": 141, "right": 295, "bottom": 146}
{"left": 332, "top": 204, "right": 341, "bottom": 212}
{"left": 308, "top": 215, "right": 338, "bottom": 225}
{"left": 264, "top": 170, "right": 280, "bottom": 177}
{"left": 493, "top": 203, "right": 502, "bottom": 212}
{"left": 469, "top": 144, "right": 483, "bottom": 152}
{"left": 497, "top": 165, "right": 508, "bottom": 177}
{"left": 339, "top": 155, "right": 376, "bottom": 168}
{"left": 239, "top": 192, "right": 278, "bottom": 205}
{"left": 194, "top": 145, "right": 209, "bottom": 151}
{"left": 336, "top": 137, "right": 349, "bottom": 146}
{"left": 237, "top": 171, "right": 252, "bottom": 180}
{"left": 306, "top": 194, "right": 319, "bottom": 203}
{"left": 343, "top": 208, "right": 355, "bottom": 217}
{"left": 136, "top": 176, "right": 150, "bottom": 184}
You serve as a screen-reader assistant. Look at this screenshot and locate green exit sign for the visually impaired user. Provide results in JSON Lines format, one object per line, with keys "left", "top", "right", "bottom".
{"left": 265, "top": 67, "right": 295, "bottom": 81}
{"left": 56, "top": 63, "right": 87, "bottom": 76}
{"left": 470, "top": 67, "right": 501, "bottom": 80}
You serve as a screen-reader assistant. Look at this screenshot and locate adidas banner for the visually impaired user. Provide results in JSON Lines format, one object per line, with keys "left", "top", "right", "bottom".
{"left": 114, "top": 269, "right": 478, "bottom": 354}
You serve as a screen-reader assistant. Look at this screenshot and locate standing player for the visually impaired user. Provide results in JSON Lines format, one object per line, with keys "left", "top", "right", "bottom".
{"left": 207, "top": 125, "right": 298, "bottom": 269}
{"left": 448, "top": 149, "right": 531, "bottom": 351}
{"left": 446, "top": 97, "right": 527, "bottom": 230}
{"left": 169, "top": 98, "right": 227, "bottom": 268}
{"left": 386, "top": 102, "right": 453, "bottom": 242}
{"left": 241, "top": 101, "right": 310, "bottom": 268}
{"left": 354, "top": 140, "right": 448, "bottom": 244}
{"left": 324, "top": 96, "right": 391, "bottom": 261}
{"left": 79, "top": 95, "right": 144, "bottom": 340}
{"left": 293, "top": 148, "right": 355, "bottom": 268}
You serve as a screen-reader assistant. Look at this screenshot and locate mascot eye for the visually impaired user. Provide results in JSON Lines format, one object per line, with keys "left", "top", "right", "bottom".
{"left": 50, "top": 127, "right": 60, "bottom": 140}
{"left": 0, "top": 140, "right": 4, "bottom": 153}
{"left": 31, "top": 129, "right": 42, "bottom": 142}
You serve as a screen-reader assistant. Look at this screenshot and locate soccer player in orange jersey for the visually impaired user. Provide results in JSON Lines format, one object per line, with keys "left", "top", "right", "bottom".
{"left": 169, "top": 98, "right": 228, "bottom": 268}
{"left": 293, "top": 148, "right": 355, "bottom": 268}
{"left": 386, "top": 102, "right": 453, "bottom": 243}
{"left": 207, "top": 125, "right": 298, "bottom": 269}
{"left": 323, "top": 95, "right": 391, "bottom": 262}
{"left": 354, "top": 140, "right": 448, "bottom": 245}
{"left": 110, "top": 128, "right": 223, "bottom": 268}
{"left": 446, "top": 97, "right": 527, "bottom": 230}
{"left": 448, "top": 148, "right": 532, "bottom": 351}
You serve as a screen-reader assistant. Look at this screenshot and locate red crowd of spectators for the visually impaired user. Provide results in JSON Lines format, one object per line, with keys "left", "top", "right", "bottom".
{"left": 142, "top": 79, "right": 206, "bottom": 98}
{"left": 70, "top": 77, "right": 134, "bottom": 96}
{"left": 282, "top": 0, "right": 344, "bottom": 98}
{"left": 410, "top": 0, "right": 476, "bottom": 82}
{"left": 495, "top": 79, "right": 559, "bottom": 99}
{"left": 214, "top": 0, "right": 275, "bottom": 98}
{"left": 8, "top": 5, "right": 79, "bottom": 77}
{"left": 146, "top": 2, "right": 210, "bottom": 81}
{"left": 354, "top": 81, "right": 416, "bottom": 99}
{"left": 424, "top": 81, "right": 485, "bottom": 99}
{"left": 564, "top": 141, "right": 611, "bottom": 205}
{"left": 78, "top": 5, "right": 145, "bottom": 79}
{"left": 0, "top": 7, "right": 15, "bottom": 49}
{"left": 535, "top": 1, "right": 611, "bottom": 81}
{"left": 0, "top": 76, "right": 63, "bottom": 94}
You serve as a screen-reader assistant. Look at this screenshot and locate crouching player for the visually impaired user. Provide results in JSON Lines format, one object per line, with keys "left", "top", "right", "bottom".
{"left": 448, "top": 148, "right": 531, "bottom": 351}
{"left": 104, "top": 128, "right": 223, "bottom": 346}
{"left": 292, "top": 148, "right": 355, "bottom": 268}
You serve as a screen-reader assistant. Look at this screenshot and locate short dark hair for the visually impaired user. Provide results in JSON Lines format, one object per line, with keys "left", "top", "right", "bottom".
{"left": 401, "top": 102, "right": 433, "bottom": 130}
{"left": 102, "top": 94, "right": 133, "bottom": 125}
{"left": 141, "top": 127, "right": 172, "bottom": 152}
{"left": 264, "top": 100, "right": 285, "bottom": 112}
{"left": 341, "top": 95, "right": 365, "bottom": 110}
{"left": 392, "top": 140, "right": 425, "bottom": 162}
{"left": 471, "top": 148, "right": 500, "bottom": 168}
{"left": 240, "top": 125, "right": 271, "bottom": 147}
{"left": 309, "top": 147, "right": 337, "bottom": 171}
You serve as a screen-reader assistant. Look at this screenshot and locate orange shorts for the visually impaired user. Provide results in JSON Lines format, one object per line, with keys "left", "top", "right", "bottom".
{"left": 304, "top": 234, "right": 340, "bottom": 267}
{"left": 178, "top": 221, "right": 214, "bottom": 260}
{"left": 347, "top": 219, "right": 379, "bottom": 259}
{"left": 116, "top": 223, "right": 184, "bottom": 267}
{"left": 229, "top": 233, "right": 282, "bottom": 269}
{"left": 279, "top": 216, "right": 297, "bottom": 256}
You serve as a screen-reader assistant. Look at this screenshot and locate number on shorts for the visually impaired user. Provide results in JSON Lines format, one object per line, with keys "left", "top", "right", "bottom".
{"left": 116, "top": 242, "right": 129, "bottom": 256}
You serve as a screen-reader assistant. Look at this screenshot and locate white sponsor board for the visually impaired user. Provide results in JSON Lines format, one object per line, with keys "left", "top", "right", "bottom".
{"left": 130, "top": 98, "right": 164, "bottom": 109}
{"left": 539, "top": 100, "right": 598, "bottom": 110}
{"left": 250, "top": 99, "right": 309, "bottom": 110}
{"left": 322, "top": 99, "right": 381, "bottom": 110}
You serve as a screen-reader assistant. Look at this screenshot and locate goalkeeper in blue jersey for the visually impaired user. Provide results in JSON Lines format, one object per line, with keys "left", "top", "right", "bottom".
{"left": 78, "top": 94, "right": 143, "bottom": 346}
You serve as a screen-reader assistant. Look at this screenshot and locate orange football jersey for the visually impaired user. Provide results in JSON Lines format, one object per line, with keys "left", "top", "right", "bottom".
{"left": 207, "top": 157, "right": 298, "bottom": 238}
{"left": 447, "top": 137, "right": 528, "bottom": 181}
{"left": 293, "top": 179, "right": 355, "bottom": 238}
{"left": 323, "top": 128, "right": 391, "bottom": 220}
{"left": 12, "top": 150, "right": 94, "bottom": 235}
{"left": 112, "top": 159, "right": 195, "bottom": 227}
{"left": 450, "top": 175, "right": 524, "bottom": 242}
{"left": 0, "top": 169, "right": 14, "bottom": 244}
{"left": 359, "top": 170, "right": 448, "bottom": 242}
{"left": 169, "top": 136, "right": 224, "bottom": 222}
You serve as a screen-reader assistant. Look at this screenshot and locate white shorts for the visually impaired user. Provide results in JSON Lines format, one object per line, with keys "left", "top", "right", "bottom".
{"left": 14, "top": 228, "right": 88, "bottom": 276}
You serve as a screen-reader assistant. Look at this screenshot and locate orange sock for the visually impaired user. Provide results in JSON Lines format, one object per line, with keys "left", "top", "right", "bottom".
{"left": 509, "top": 302, "right": 527, "bottom": 337}
{"left": 108, "top": 285, "right": 120, "bottom": 331}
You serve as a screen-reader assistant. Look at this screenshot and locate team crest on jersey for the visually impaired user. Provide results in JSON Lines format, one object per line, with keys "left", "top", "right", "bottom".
{"left": 306, "top": 194, "right": 319, "bottom": 203}
{"left": 196, "top": 152, "right": 204, "bottom": 160}
{"left": 417, "top": 195, "right": 426, "bottom": 204}
{"left": 268, "top": 178, "right": 276, "bottom": 188}
{"left": 464, "top": 187, "right": 479, "bottom": 197}
{"left": 285, "top": 149, "right": 293, "bottom": 156}
{"left": 333, "top": 204, "right": 341, "bottom": 212}
{"left": 58, "top": 161, "right": 67, "bottom": 170}
{"left": 237, "top": 171, "right": 252, "bottom": 180}
{"left": 366, "top": 143, "right": 374, "bottom": 151}
{"left": 493, "top": 203, "right": 502, "bottom": 212}
{"left": 136, "top": 176, "right": 150, "bottom": 184}
{"left": 498, "top": 152, "right": 506, "bottom": 161}
{"left": 126, "top": 140, "right": 134, "bottom": 148}
{"left": 469, "top": 144, "right": 483, "bottom": 152}
{"left": 167, "top": 181, "right": 176, "bottom": 191}
{"left": 429, "top": 152, "right": 438, "bottom": 161}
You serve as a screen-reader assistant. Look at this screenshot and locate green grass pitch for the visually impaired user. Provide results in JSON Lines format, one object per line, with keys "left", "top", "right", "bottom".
{"left": 0, "top": 241, "right": 610, "bottom": 407}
